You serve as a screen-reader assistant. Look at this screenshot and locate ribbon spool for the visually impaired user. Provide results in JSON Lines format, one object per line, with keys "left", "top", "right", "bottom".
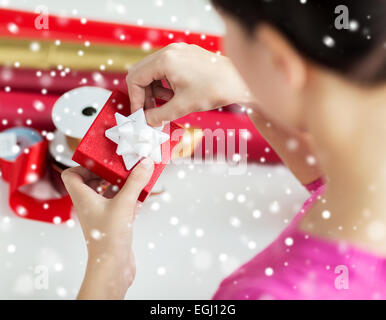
{"left": 0, "top": 87, "right": 114, "bottom": 223}
{"left": 49, "top": 86, "right": 112, "bottom": 168}
{"left": 0, "top": 127, "right": 72, "bottom": 223}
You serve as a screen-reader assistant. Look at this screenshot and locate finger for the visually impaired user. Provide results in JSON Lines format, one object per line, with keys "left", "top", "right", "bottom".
{"left": 131, "top": 201, "right": 143, "bottom": 222}
{"left": 63, "top": 166, "right": 100, "bottom": 182}
{"left": 152, "top": 84, "right": 174, "bottom": 101}
{"left": 61, "top": 167, "right": 103, "bottom": 207}
{"left": 126, "top": 56, "right": 166, "bottom": 112}
{"left": 127, "top": 83, "right": 145, "bottom": 113}
{"left": 144, "top": 97, "right": 184, "bottom": 127}
{"left": 103, "top": 184, "right": 119, "bottom": 199}
{"left": 144, "top": 85, "right": 156, "bottom": 110}
{"left": 87, "top": 178, "right": 106, "bottom": 193}
{"left": 113, "top": 158, "right": 154, "bottom": 208}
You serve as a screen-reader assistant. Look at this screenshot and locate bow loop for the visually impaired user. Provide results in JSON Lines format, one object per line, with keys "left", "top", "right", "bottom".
{"left": 105, "top": 109, "right": 170, "bottom": 170}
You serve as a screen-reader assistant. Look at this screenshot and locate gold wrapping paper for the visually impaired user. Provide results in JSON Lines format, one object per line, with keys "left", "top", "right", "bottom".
{"left": 0, "top": 37, "right": 154, "bottom": 71}
{"left": 171, "top": 127, "right": 204, "bottom": 160}
{"left": 65, "top": 135, "right": 82, "bottom": 152}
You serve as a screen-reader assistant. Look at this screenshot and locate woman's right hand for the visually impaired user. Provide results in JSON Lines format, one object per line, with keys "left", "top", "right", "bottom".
{"left": 126, "top": 43, "right": 254, "bottom": 126}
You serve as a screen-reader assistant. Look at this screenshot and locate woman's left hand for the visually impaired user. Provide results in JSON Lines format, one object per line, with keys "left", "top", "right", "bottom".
{"left": 61, "top": 158, "right": 154, "bottom": 300}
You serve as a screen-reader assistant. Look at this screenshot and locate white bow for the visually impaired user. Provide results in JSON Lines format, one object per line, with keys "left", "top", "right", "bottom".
{"left": 105, "top": 108, "right": 170, "bottom": 170}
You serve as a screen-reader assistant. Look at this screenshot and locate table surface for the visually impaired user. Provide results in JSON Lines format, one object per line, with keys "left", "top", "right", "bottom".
{"left": 0, "top": 162, "right": 308, "bottom": 299}
{"left": 0, "top": 0, "right": 308, "bottom": 299}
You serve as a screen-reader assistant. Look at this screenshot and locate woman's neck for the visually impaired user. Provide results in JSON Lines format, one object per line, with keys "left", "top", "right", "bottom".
{"left": 299, "top": 74, "right": 386, "bottom": 256}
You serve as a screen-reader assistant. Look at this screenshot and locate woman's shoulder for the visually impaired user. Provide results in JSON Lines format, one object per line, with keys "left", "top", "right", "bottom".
{"left": 212, "top": 181, "right": 327, "bottom": 300}
{"left": 212, "top": 231, "right": 299, "bottom": 300}
{"left": 212, "top": 217, "right": 309, "bottom": 300}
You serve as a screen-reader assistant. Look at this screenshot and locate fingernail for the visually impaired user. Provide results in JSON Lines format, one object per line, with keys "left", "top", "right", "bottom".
{"left": 140, "top": 157, "right": 153, "bottom": 169}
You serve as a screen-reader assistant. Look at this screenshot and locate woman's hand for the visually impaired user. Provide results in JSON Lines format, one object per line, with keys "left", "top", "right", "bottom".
{"left": 61, "top": 158, "right": 154, "bottom": 300}
{"left": 126, "top": 43, "right": 253, "bottom": 126}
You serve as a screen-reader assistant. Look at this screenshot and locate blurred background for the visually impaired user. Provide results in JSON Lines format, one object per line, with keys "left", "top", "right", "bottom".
{"left": 5, "top": 0, "right": 224, "bottom": 33}
{"left": 0, "top": 0, "right": 308, "bottom": 299}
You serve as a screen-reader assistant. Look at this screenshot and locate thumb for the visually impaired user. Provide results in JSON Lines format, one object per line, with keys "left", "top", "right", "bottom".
{"left": 61, "top": 167, "right": 102, "bottom": 209}
{"left": 113, "top": 158, "right": 154, "bottom": 208}
{"left": 144, "top": 97, "right": 183, "bottom": 127}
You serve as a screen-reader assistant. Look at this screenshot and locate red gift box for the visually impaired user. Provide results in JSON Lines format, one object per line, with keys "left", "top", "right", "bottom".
{"left": 72, "top": 90, "right": 184, "bottom": 202}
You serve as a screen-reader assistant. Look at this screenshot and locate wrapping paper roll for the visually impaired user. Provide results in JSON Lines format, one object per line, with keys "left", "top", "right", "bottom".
{"left": 0, "top": 91, "right": 57, "bottom": 131}
{"left": 0, "top": 66, "right": 127, "bottom": 94}
{"left": 0, "top": 8, "right": 222, "bottom": 73}
{"left": 0, "top": 37, "right": 152, "bottom": 72}
{"left": 176, "top": 111, "right": 281, "bottom": 163}
{"left": 0, "top": 66, "right": 243, "bottom": 117}
{"left": 0, "top": 91, "right": 280, "bottom": 163}
{"left": 0, "top": 8, "right": 221, "bottom": 52}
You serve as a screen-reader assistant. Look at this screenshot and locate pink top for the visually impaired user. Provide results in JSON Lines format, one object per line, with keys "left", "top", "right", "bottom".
{"left": 213, "top": 179, "right": 386, "bottom": 300}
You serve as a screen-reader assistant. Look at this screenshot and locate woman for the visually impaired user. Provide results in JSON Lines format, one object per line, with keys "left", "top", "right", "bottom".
{"left": 62, "top": 0, "right": 386, "bottom": 299}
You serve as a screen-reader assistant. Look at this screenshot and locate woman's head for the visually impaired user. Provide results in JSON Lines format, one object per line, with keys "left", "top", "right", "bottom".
{"left": 212, "top": 0, "right": 386, "bottom": 129}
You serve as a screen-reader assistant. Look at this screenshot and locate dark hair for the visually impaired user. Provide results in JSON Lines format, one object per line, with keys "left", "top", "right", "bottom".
{"left": 212, "top": 0, "right": 386, "bottom": 85}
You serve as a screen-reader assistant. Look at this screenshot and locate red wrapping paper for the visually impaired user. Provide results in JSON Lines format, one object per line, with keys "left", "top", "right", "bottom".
{"left": 0, "top": 91, "right": 57, "bottom": 131}
{"left": 0, "top": 91, "right": 280, "bottom": 162}
{"left": 0, "top": 67, "right": 127, "bottom": 95}
{"left": 0, "top": 8, "right": 221, "bottom": 52}
{"left": 72, "top": 90, "right": 184, "bottom": 202}
{"left": 0, "top": 134, "right": 72, "bottom": 223}
{"left": 176, "top": 111, "right": 281, "bottom": 163}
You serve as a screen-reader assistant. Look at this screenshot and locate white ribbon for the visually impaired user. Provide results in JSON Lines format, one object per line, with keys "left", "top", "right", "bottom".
{"left": 105, "top": 108, "right": 170, "bottom": 170}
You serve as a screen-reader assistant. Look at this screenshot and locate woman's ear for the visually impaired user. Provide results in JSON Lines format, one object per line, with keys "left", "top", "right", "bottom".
{"left": 256, "top": 24, "right": 307, "bottom": 90}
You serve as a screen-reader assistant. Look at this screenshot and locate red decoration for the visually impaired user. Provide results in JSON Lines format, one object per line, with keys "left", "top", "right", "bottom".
{"left": 72, "top": 90, "right": 184, "bottom": 202}
{"left": 0, "top": 66, "right": 128, "bottom": 95}
{"left": 0, "top": 91, "right": 57, "bottom": 131}
{"left": 0, "top": 8, "right": 221, "bottom": 52}
{"left": 176, "top": 111, "right": 282, "bottom": 163}
{"left": 0, "top": 135, "right": 72, "bottom": 224}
